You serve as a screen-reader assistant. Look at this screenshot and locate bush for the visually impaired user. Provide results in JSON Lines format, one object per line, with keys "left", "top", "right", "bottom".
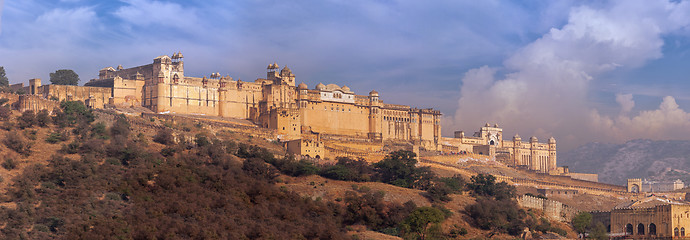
{"left": 320, "top": 157, "right": 374, "bottom": 182}
{"left": 110, "top": 115, "right": 131, "bottom": 138}
{"left": 0, "top": 106, "right": 11, "bottom": 121}
{"left": 153, "top": 128, "right": 175, "bottom": 145}
{"left": 90, "top": 122, "right": 109, "bottom": 140}
{"left": 45, "top": 131, "right": 69, "bottom": 144}
{"left": 36, "top": 110, "right": 51, "bottom": 127}
{"left": 2, "top": 157, "right": 17, "bottom": 170}
{"left": 242, "top": 158, "right": 280, "bottom": 182}
{"left": 61, "top": 141, "right": 79, "bottom": 154}
{"left": 53, "top": 101, "right": 94, "bottom": 128}
{"left": 465, "top": 198, "right": 525, "bottom": 236}
{"left": 3, "top": 130, "right": 32, "bottom": 156}
{"left": 17, "top": 110, "right": 36, "bottom": 129}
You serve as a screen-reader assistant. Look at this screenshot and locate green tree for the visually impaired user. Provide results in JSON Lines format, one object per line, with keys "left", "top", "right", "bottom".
{"left": 467, "top": 174, "right": 515, "bottom": 200}
{"left": 590, "top": 222, "right": 608, "bottom": 240}
{"left": 0, "top": 66, "right": 8, "bottom": 87}
{"left": 373, "top": 150, "right": 435, "bottom": 189}
{"left": 572, "top": 212, "right": 592, "bottom": 235}
{"left": 49, "top": 69, "right": 80, "bottom": 85}
{"left": 400, "top": 207, "right": 446, "bottom": 240}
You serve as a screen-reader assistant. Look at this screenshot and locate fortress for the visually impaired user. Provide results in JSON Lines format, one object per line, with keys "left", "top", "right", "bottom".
{"left": 12, "top": 52, "right": 558, "bottom": 172}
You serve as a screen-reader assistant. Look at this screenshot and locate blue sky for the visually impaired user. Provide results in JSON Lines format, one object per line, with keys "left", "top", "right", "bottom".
{"left": 1, "top": 0, "right": 690, "bottom": 150}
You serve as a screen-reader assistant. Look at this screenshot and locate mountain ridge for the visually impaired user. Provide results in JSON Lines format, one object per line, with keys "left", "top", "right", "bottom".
{"left": 560, "top": 139, "right": 690, "bottom": 185}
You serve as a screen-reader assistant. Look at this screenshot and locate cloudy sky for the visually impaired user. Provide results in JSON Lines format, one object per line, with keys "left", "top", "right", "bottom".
{"left": 1, "top": 0, "right": 690, "bottom": 150}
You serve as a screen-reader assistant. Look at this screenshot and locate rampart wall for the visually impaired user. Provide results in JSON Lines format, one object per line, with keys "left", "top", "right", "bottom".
{"left": 517, "top": 195, "right": 580, "bottom": 222}
{"left": 16, "top": 95, "right": 60, "bottom": 113}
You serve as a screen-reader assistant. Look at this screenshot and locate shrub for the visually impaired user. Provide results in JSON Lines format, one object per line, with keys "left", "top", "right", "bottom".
{"left": 242, "top": 158, "right": 280, "bottom": 182}
{"left": 61, "top": 141, "right": 79, "bottom": 154}
{"left": 90, "top": 122, "right": 109, "bottom": 140}
{"left": 45, "top": 131, "right": 69, "bottom": 144}
{"left": 2, "top": 157, "right": 17, "bottom": 170}
{"left": 53, "top": 101, "right": 94, "bottom": 128}
{"left": 36, "top": 110, "right": 51, "bottom": 127}
{"left": 153, "top": 128, "right": 175, "bottom": 145}
{"left": 320, "top": 157, "right": 374, "bottom": 182}
{"left": 0, "top": 105, "right": 11, "bottom": 121}
{"left": 4, "top": 130, "right": 32, "bottom": 156}
{"left": 17, "top": 110, "right": 36, "bottom": 129}
{"left": 465, "top": 197, "right": 525, "bottom": 236}
{"left": 110, "top": 115, "right": 131, "bottom": 138}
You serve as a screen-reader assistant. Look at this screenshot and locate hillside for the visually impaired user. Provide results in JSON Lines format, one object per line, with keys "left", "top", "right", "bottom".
{"left": 0, "top": 101, "right": 637, "bottom": 239}
{"left": 559, "top": 139, "right": 690, "bottom": 185}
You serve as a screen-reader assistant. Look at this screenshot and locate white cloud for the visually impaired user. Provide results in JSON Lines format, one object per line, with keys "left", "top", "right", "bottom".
{"left": 114, "top": 0, "right": 199, "bottom": 31}
{"left": 616, "top": 93, "right": 635, "bottom": 114}
{"left": 452, "top": 0, "right": 690, "bottom": 150}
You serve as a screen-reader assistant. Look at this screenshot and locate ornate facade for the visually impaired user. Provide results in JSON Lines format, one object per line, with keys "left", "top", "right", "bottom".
{"left": 607, "top": 196, "right": 690, "bottom": 238}
{"left": 23, "top": 53, "right": 442, "bottom": 150}
{"left": 441, "top": 123, "right": 557, "bottom": 173}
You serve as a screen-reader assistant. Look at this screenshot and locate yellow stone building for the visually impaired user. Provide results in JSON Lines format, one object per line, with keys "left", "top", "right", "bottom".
{"left": 440, "top": 123, "right": 557, "bottom": 173}
{"left": 608, "top": 196, "right": 690, "bottom": 238}
{"left": 21, "top": 52, "right": 442, "bottom": 150}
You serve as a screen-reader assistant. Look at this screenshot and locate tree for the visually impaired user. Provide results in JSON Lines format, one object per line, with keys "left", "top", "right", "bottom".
{"left": 572, "top": 212, "right": 592, "bottom": 235}
{"left": 467, "top": 174, "right": 515, "bottom": 200}
{"left": 49, "top": 69, "right": 80, "bottom": 85}
{"left": 373, "top": 150, "right": 435, "bottom": 189}
{"left": 400, "top": 207, "right": 446, "bottom": 240}
{"left": 590, "top": 222, "right": 608, "bottom": 240}
{"left": 0, "top": 66, "right": 8, "bottom": 87}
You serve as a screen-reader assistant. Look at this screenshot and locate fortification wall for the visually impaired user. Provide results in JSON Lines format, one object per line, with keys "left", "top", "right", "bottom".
{"left": 41, "top": 85, "right": 112, "bottom": 108}
{"left": 517, "top": 195, "right": 580, "bottom": 222}
{"left": 300, "top": 101, "right": 370, "bottom": 137}
{"left": 16, "top": 95, "right": 60, "bottom": 113}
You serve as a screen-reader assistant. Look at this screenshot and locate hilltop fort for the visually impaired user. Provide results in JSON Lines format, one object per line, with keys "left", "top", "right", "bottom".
{"left": 11, "top": 52, "right": 559, "bottom": 173}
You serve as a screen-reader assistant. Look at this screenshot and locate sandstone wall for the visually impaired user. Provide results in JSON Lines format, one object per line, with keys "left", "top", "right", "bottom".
{"left": 518, "top": 195, "right": 580, "bottom": 222}
{"left": 16, "top": 95, "right": 60, "bottom": 113}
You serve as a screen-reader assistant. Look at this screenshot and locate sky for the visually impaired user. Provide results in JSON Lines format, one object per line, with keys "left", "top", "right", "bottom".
{"left": 1, "top": 0, "right": 690, "bottom": 150}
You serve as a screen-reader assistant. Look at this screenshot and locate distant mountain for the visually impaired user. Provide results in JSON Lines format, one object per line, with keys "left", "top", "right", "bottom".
{"left": 559, "top": 139, "right": 690, "bottom": 185}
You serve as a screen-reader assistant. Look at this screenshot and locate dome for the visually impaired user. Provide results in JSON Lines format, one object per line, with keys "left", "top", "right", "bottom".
{"left": 369, "top": 90, "right": 379, "bottom": 96}
{"left": 315, "top": 83, "right": 326, "bottom": 90}
{"left": 298, "top": 82, "right": 308, "bottom": 89}
{"left": 530, "top": 136, "right": 538, "bottom": 142}
{"left": 513, "top": 134, "right": 521, "bottom": 140}
{"left": 548, "top": 137, "right": 556, "bottom": 144}
{"left": 485, "top": 123, "right": 490, "bottom": 127}
{"left": 281, "top": 66, "right": 292, "bottom": 73}
{"left": 341, "top": 85, "right": 351, "bottom": 92}
{"left": 494, "top": 123, "right": 499, "bottom": 128}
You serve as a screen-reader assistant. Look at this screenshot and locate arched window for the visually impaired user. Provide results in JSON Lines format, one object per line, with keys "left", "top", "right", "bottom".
{"left": 626, "top": 224, "right": 634, "bottom": 235}
{"left": 682, "top": 227, "right": 685, "bottom": 236}
{"left": 675, "top": 228, "right": 679, "bottom": 237}
{"left": 638, "top": 223, "right": 645, "bottom": 235}
{"left": 649, "top": 223, "right": 656, "bottom": 235}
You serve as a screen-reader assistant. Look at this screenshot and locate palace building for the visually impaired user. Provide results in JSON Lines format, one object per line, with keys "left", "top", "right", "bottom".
{"left": 17, "top": 53, "right": 442, "bottom": 150}
{"left": 439, "top": 123, "right": 558, "bottom": 173}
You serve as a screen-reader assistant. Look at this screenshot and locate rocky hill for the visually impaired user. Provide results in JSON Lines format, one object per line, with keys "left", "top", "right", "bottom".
{"left": 560, "top": 139, "right": 690, "bottom": 185}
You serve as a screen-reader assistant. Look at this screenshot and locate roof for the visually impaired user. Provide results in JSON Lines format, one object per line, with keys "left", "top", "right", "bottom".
{"left": 614, "top": 195, "right": 685, "bottom": 209}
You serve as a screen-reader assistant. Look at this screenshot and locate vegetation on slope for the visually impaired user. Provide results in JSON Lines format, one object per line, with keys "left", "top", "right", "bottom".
{"left": 0, "top": 101, "right": 572, "bottom": 239}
